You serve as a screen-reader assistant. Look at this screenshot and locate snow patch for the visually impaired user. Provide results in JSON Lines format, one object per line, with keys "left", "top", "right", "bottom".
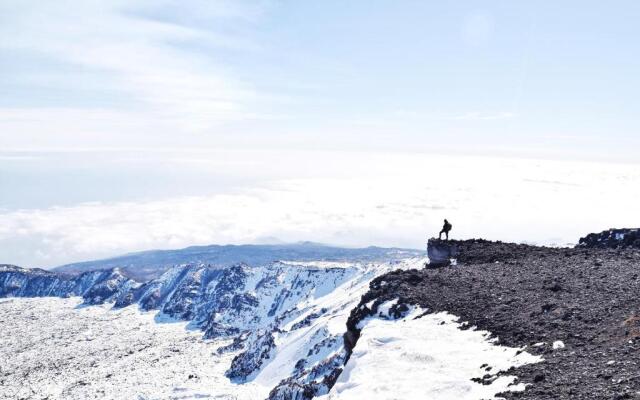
{"left": 323, "top": 307, "right": 542, "bottom": 400}
{"left": 376, "top": 298, "right": 399, "bottom": 318}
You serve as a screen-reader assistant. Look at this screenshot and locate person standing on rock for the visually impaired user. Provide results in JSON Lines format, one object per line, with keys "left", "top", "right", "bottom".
{"left": 439, "top": 219, "right": 452, "bottom": 240}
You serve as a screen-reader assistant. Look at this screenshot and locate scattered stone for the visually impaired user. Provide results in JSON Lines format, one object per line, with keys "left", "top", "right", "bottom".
{"left": 533, "top": 373, "right": 545, "bottom": 383}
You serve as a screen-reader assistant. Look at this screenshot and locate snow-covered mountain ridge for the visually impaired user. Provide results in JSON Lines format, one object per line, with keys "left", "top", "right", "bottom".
{"left": 0, "top": 258, "right": 426, "bottom": 399}
{"left": 53, "top": 242, "right": 424, "bottom": 281}
{"left": 0, "top": 264, "right": 137, "bottom": 304}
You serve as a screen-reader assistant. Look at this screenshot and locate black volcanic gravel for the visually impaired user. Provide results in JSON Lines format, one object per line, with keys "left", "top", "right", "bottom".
{"left": 346, "top": 240, "right": 640, "bottom": 400}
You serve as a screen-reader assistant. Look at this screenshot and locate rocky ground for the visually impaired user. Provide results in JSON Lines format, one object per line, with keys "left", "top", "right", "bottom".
{"left": 346, "top": 239, "right": 640, "bottom": 400}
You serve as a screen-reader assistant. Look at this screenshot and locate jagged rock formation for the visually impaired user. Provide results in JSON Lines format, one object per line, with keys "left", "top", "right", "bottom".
{"left": 267, "top": 350, "right": 345, "bottom": 400}
{"left": 578, "top": 228, "right": 640, "bottom": 249}
{"left": 1, "top": 257, "right": 426, "bottom": 400}
{"left": 227, "top": 329, "right": 277, "bottom": 383}
{"left": 0, "top": 264, "right": 137, "bottom": 304}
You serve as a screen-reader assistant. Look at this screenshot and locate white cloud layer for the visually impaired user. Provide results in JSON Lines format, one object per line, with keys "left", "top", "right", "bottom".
{"left": 1, "top": 154, "right": 638, "bottom": 267}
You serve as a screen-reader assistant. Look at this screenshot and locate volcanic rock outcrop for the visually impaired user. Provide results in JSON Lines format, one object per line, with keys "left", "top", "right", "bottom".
{"left": 341, "top": 237, "right": 640, "bottom": 399}
{"left": 426, "top": 238, "right": 458, "bottom": 266}
{"left": 578, "top": 228, "right": 640, "bottom": 249}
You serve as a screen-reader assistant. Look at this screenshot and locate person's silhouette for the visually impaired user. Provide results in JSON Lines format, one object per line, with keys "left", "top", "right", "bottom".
{"left": 439, "top": 219, "right": 452, "bottom": 240}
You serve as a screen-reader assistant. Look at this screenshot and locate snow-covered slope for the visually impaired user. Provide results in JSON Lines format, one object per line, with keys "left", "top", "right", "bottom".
{"left": 0, "top": 258, "right": 427, "bottom": 399}
{"left": 323, "top": 300, "right": 542, "bottom": 400}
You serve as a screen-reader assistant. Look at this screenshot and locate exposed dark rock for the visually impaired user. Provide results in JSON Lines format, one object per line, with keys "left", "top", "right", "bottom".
{"left": 339, "top": 238, "right": 640, "bottom": 400}
{"left": 427, "top": 238, "right": 458, "bottom": 266}
{"left": 578, "top": 228, "right": 640, "bottom": 249}
{"left": 0, "top": 265, "right": 137, "bottom": 305}
{"left": 267, "top": 351, "right": 346, "bottom": 400}
{"left": 80, "top": 269, "right": 133, "bottom": 305}
{"left": 216, "top": 333, "right": 249, "bottom": 355}
{"left": 290, "top": 308, "right": 327, "bottom": 331}
{"left": 226, "top": 329, "right": 276, "bottom": 383}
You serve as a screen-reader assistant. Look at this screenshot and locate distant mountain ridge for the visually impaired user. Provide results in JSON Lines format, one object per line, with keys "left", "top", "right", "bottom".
{"left": 54, "top": 242, "right": 424, "bottom": 281}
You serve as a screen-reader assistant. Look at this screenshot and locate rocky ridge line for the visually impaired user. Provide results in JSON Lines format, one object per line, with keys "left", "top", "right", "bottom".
{"left": 337, "top": 238, "right": 640, "bottom": 399}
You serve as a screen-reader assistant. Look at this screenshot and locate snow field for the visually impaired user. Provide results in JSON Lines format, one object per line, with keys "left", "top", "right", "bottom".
{"left": 324, "top": 302, "right": 542, "bottom": 400}
{"left": 0, "top": 297, "right": 267, "bottom": 400}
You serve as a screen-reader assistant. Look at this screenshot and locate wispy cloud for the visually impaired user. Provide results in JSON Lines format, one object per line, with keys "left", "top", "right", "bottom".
{"left": 453, "top": 111, "right": 517, "bottom": 121}
{"left": 0, "top": 0, "right": 274, "bottom": 147}
{"left": 387, "top": 110, "right": 517, "bottom": 121}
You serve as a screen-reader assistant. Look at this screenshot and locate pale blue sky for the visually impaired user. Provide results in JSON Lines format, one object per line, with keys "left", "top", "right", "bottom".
{"left": 1, "top": 1, "right": 639, "bottom": 267}
{"left": 1, "top": 0, "right": 639, "bottom": 156}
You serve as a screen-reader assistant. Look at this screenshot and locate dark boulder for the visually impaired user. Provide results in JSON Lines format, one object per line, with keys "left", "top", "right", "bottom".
{"left": 427, "top": 238, "right": 459, "bottom": 266}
